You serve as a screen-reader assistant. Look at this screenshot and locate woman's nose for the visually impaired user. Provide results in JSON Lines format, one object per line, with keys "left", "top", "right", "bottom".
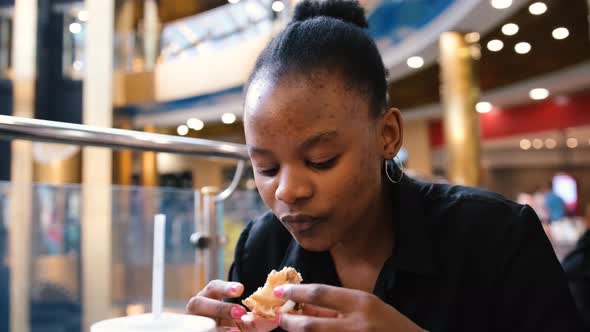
{"left": 274, "top": 167, "right": 313, "bottom": 204}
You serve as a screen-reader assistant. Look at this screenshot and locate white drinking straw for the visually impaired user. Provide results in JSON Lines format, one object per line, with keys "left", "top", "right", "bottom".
{"left": 152, "top": 214, "right": 166, "bottom": 319}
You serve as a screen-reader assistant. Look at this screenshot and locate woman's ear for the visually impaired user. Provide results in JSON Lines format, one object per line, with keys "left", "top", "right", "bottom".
{"left": 380, "top": 108, "right": 403, "bottom": 159}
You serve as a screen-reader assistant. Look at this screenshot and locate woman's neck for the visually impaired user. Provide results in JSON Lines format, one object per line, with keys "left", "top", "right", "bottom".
{"left": 330, "top": 182, "right": 395, "bottom": 266}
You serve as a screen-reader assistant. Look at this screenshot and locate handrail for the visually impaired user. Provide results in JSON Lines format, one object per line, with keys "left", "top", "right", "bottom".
{"left": 0, "top": 115, "right": 249, "bottom": 160}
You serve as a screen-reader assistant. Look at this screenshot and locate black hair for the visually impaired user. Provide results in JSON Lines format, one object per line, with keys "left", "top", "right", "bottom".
{"left": 246, "top": 0, "right": 388, "bottom": 116}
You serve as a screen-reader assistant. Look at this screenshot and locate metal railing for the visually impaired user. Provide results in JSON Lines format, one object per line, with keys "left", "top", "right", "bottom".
{"left": 0, "top": 114, "right": 250, "bottom": 283}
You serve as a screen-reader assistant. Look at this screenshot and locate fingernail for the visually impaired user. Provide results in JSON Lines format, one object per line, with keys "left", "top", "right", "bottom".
{"left": 273, "top": 286, "right": 284, "bottom": 298}
{"left": 231, "top": 306, "right": 247, "bottom": 320}
{"left": 229, "top": 283, "right": 241, "bottom": 294}
{"left": 275, "top": 314, "right": 281, "bottom": 325}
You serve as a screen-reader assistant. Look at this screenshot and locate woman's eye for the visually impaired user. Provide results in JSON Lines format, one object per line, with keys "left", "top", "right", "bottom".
{"left": 307, "top": 157, "right": 338, "bottom": 170}
{"left": 256, "top": 167, "right": 279, "bottom": 177}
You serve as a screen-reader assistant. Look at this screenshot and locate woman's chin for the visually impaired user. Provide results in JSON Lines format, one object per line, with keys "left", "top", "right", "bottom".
{"left": 293, "top": 235, "right": 334, "bottom": 252}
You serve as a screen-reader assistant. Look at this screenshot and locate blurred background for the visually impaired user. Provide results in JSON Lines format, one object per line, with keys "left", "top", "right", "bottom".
{"left": 0, "top": 0, "right": 589, "bottom": 331}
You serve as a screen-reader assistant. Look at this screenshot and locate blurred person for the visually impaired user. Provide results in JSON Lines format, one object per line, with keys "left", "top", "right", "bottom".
{"left": 186, "top": 1, "right": 584, "bottom": 331}
{"left": 562, "top": 204, "right": 590, "bottom": 328}
{"left": 545, "top": 181, "right": 567, "bottom": 223}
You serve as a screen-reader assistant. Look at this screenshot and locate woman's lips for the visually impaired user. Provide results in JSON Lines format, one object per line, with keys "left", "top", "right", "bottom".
{"left": 281, "top": 215, "right": 321, "bottom": 233}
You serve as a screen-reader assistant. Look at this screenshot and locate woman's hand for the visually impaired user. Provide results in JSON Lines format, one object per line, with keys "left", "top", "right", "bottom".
{"left": 273, "top": 284, "right": 426, "bottom": 332}
{"left": 186, "top": 280, "right": 278, "bottom": 331}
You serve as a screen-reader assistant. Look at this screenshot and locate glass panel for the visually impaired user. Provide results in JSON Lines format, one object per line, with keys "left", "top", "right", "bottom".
{"left": 0, "top": 181, "right": 9, "bottom": 332}
{"left": 0, "top": 181, "right": 204, "bottom": 330}
{"left": 0, "top": 12, "right": 12, "bottom": 80}
{"left": 218, "top": 188, "right": 267, "bottom": 278}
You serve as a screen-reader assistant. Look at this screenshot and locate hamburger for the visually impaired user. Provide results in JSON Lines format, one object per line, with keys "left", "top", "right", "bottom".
{"left": 241, "top": 267, "right": 303, "bottom": 322}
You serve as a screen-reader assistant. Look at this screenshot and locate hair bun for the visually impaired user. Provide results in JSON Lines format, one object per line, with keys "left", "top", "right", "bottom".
{"left": 292, "top": 0, "right": 368, "bottom": 29}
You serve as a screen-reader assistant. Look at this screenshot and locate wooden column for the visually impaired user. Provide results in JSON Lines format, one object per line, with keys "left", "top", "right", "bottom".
{"left": 81, "top": 0, "right": 115, "bottom": 329}
{"left": 9, "top": 0, "right": 37, "bottom": 331}
{"left": 439, "top": 32, "right": 481, "bottom": 186}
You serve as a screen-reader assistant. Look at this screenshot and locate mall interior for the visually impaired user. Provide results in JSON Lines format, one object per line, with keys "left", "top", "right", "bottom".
{"left": 0, "top": 0, "right": 589, "bottom": 331}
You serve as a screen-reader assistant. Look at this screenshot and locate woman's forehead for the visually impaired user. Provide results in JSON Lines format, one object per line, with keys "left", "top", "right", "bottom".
{"left": 244, "top": 74, "right": 367, "bottom": 126}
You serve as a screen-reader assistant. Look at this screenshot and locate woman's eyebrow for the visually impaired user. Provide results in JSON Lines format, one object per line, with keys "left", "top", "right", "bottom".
{"left": 300, "top": 131, "right": 339, "bottom": 151}
{"left": 247, "top": 146, "right": 274, "bottom": 156}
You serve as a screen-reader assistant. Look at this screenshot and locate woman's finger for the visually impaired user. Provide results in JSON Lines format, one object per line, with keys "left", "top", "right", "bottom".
{"left": 278, "top": 313, "right": 352, "bottom": 332}
{"left": 186, "top": 295, "right": 247, "bottom": 322}
{"left": 302, "top": 304, "right": 341, "bottom": 318}
{"left": 235, "top": 316, "right": 278, "bottom": 332}
{"left": 275, "top": 284, "right": 363, "bottom": 312}
{"left": 197, "top": 280, "right": 244, "bottom": 300}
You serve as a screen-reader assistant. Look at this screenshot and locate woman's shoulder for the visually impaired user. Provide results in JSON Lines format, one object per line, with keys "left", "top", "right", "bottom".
{"left": 411, "top": 179, "right": 543, "bottom": 251}
{"left": 417, "top": 180, "right": 533, "bottom": 224}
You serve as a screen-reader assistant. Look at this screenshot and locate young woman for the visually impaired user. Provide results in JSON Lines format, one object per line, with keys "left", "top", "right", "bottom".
{"left": 187, "top": 1, "right": 584, "bottom": 331}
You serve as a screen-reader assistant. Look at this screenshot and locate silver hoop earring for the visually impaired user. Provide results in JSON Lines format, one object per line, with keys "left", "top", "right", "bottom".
{"left": 384, "top": 156, "right": 404, "bottom": 184}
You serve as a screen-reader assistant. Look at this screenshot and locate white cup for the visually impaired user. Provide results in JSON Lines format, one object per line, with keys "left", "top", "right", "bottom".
{"left": 91, "top": 313, "right": 216, "bottom": 332}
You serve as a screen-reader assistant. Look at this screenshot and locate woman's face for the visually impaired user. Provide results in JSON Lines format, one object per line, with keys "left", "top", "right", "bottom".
{"left": 244, "top": 72, "right": 401, "bottom": 251}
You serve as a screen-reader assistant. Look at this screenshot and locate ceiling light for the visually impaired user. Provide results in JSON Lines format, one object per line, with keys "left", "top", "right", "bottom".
{"left": 529, "top": 2, "right": 547, "bottom": 15}
{"left": 566, "top": 138, "right": 578, "bottom": 149}
{"left": 501, "top": 23, "right": 519, "bottom": 36}
{"left": 514, "top": 42, "right": 531, "bottom": 54}
{"left": 177, "top": 125, "right": 189, "bottom": 136}
{"left": 520, "top": 139, "right": 531, "bottom": 150}
{"left": 187, "top": 118, "right": 204, "bottom": 131}
{"left": 487, "top": 39, "right": 504, "bottom": 52}
{"left": 407, "top": 56, "right": 424, "bottom": 69}
{"left": 77, "top": 10, "right": 89, "bottom": 22}
{"left": 228, "top": 0, "right": 240, "bottom": 3}
{"left": 545, "top": 138, "right": 557, "bottom": 149}
{"left": 529, "top": 88, "right": 549, "bottom": 100}
{"left": 272, "top": 1, "right": 285, "bottom": 12}
{"left": 491, "top": 0, "right": 512, "bottom": 9}
{"left": 464, "top": 32, "right": 480, "bottom": 43}
{"left": 69, "top": 22, "right": 82, "bottom": 34}
{"left": 222, "top": 113, "right": 237, "bottom": 124}
{"left": 552, "top": 27, "right": 569, "bottom": 40}
{"left": 476, "top": 102, "right": 493, "bottom": 113}
{"left": 532, "top": 139, "right": 543, "bottom": 149}
{"left": 73, "top": 60, "right": 83, "bottom": 71}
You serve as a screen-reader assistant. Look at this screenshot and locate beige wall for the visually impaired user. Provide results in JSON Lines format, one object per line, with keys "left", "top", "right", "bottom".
{"left": 402, "top": 119, "right": 433, "bottom": 177}
{"left": 192, "top": 159, "right": 233, "bottom": 190}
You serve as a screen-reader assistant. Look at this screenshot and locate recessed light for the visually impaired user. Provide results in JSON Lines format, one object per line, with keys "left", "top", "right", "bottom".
{"left": 487, "top": 39, "right": 504, "bottom": 52}
{"left": 464, "top": 32, "right": 480, "bottom": 43}
{"left": 552, "top": 27, "right": 569, "bottom": 40}
{"left": 69, "top": 22, "right": 82, "bottom": 34}
{"left": 187, "top": 118, "right": 204, "bottom": 131}
{"left": 77, "top": 10, "right": 89, "bottom": 22}
{"left": 520, "top": 139, "right": 531, "bottom": 150}
{"left": 407, "top": 56, "right": 424, "bottom": 69}
{"left": 532, "top": 139, "right": 543, "bottom": 149}
{"left": 529, "top": 2, "right": 547, "bottom": 15}
{"left": 222, "top": 113, "right": 237, "bottom": 124}
{"left": 529, "top": 88, "right": 549, "bottom": 100}
{"left": 566, "top": 138, "right": 578, "bottom": 148}
{"left": 501, "top": 23, "right": 519, "bottom": 36}
{"left": 177, "top": 125, "right": 189, "bottom": 136}
{"left": 476, "top": 102, "right": 493, "bottom": 113}
{"left": 545, "top": 139, "right": 557, "bottom": 149}
{"left": 491, "top": 0, "right": 512, "bottom": 9}
{"left": 515, "top": 42, "right": 531, "bottom": 54}
{"left": 272, "top": 1, "right": 285, "bottom": 12}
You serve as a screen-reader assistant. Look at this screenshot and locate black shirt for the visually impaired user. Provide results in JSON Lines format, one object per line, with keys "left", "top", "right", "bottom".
{"left": 228, "top": 177, "right": 584, "bottom": 331}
